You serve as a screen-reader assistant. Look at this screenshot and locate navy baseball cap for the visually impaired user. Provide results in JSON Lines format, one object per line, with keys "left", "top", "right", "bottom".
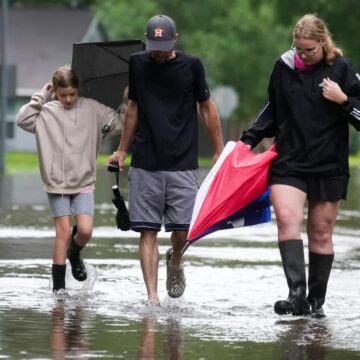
{"left": 146, "top": 15, "right": 177, "bottom": 51}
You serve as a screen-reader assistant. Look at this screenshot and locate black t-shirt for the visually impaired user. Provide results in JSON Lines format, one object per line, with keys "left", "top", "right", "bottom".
{"left": 128, "top": 51, "right": 210, "bottom": 171}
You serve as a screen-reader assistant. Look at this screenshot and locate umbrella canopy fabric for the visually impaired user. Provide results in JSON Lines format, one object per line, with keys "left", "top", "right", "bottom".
{"left": 71, "top": 40, "right": 145, "bottom": 110}
{"left": 187, "top": 141, "right": 278, "bottom": 243}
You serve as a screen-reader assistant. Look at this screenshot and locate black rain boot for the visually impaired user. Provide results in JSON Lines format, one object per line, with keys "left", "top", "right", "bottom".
{"left": 274, "top": 240, "right": 310, "bottom": 316}
{"left": 52, "top": 264, "right": 66, "bottom": 292}
{"left": 307, "top": 252, "right": 334, "bottom": 318}
{"left": 67, "top": 225, "right": 87, "bottom": 281}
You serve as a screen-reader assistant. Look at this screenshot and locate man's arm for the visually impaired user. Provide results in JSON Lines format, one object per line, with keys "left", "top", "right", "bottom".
{"left": 107, "top": 99, "right": 138, "bottom": 171}
{"left": 198, "top": 98, "right": 224, "bottom": 163}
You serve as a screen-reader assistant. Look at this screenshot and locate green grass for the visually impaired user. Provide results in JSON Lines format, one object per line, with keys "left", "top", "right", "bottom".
{"left": 6, "top": 152, "right": 39, "bottom": 173}
{"left": 349, "top": 154, "right": 360, "bottom": 167}
{"left": 5, "top": 152, "right": 214, "bottom": 174}
{"left": 6, "top": 151, "right": 360, "bottom": 174}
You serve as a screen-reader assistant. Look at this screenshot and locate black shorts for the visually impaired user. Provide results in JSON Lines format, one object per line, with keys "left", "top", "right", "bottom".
{"left": 268, "top": 174, "right": 349, "bottom": 201}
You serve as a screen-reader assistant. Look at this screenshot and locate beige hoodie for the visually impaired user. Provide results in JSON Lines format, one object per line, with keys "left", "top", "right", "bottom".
{"left": 16, "top": 85, "right": 123, "bottom": 194}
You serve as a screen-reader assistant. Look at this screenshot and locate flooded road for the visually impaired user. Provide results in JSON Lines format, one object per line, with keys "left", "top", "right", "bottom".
{"left": 0, "top": 168, "right": 360, "bottom": 359}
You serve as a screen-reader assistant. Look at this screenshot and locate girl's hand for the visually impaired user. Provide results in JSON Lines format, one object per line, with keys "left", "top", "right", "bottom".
{"left": 45, "top": 83, "right": 54, "bottom": 93}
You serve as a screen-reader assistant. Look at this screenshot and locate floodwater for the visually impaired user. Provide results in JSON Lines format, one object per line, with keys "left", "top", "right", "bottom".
{"left": 0, "top": 168, "right": 360, "bottom": 359}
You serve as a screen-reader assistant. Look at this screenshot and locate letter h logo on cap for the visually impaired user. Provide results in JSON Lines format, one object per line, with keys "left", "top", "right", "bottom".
{"left": 154, "top": 27, "right": 164, "bottom": 38}
{"left": 146, "top": 15, "right": 177, "bottom": 52}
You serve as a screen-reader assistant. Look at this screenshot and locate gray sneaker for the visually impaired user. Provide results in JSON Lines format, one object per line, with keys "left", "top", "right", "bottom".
{"left": 166, "top": 248, "right": 186, "bottom": 298}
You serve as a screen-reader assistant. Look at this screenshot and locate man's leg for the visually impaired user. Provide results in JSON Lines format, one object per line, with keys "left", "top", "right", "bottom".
{"left": 170, "top": 230, "right": 188, "bottom": 270}
{"left": 165, "top": 230, "right": 187, "bottom": 298}
{"left": 164, "top": 170, "right": 198, "bottom": 298}
{"left": 139, "top": 230, "right": 160, "bottom": 305}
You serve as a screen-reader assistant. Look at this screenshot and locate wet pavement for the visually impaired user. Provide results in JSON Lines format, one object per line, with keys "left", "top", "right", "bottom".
{"left": 0, "top": 168, "right": 360, "bottom": 359}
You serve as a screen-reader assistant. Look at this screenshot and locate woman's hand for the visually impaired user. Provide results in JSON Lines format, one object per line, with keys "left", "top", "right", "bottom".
{"left": 322, "top": 77, "right": 348, "bottom": 105}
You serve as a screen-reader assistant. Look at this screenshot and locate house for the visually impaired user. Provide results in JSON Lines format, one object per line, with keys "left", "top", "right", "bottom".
{"left": 2, "top": 7, "right": 108, "bottom": 151}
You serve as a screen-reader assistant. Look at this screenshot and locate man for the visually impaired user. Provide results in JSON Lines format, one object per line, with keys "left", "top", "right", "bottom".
{"left": 108, "top": 14, "right": 223, "bottom": 305}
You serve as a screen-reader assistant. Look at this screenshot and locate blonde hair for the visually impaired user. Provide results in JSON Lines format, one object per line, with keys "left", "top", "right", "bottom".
{"left": 52, "top": 66, "right": 80, "bottom": 89}
{"left": 293, "top": 14, "right": 342, "bottom": 65}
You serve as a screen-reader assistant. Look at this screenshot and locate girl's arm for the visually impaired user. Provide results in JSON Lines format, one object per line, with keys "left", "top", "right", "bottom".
{"left": 16, "top": 83, "right": 52, "bottom": 133}
{"left": 106, "top": 100, "right": 138, "bottom": 171}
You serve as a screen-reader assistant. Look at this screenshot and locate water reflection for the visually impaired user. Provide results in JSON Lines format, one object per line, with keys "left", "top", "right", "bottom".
{"left": 137, "top": 316, "right": 158, "bottom": 360}
{"left": 1, "top": 168, "right": 360, "bottom": 358}
{"left": 163, "top": 317, "right": 183, "bottom": 360}
{"left": 276, "top": 318, "right": 328, "bottom": 360}
{"left": 49, "top": 301, "right": 184, "bottom": 360}
{"left": 137, "top": 315, "right": 183, "bottom": 360}
{"left": 51, "top": 301, "right": 89, "bottom": 359}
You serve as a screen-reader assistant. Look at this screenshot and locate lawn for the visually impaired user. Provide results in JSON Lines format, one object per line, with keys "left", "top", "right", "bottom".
{"left": 5, "top": 152, "right": 215, "bottom": 174}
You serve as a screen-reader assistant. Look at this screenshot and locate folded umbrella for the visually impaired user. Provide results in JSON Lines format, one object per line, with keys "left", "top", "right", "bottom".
{"left": 107, "top": 163, "right": 130, "bottom": 231}
{"left": 112, "top": 184, "right": 130, "bottom": 231}
{"left": 186, "top": 141, "right": 278, "bottom": 246}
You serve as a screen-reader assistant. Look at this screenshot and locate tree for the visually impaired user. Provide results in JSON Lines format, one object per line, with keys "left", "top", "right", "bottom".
{"left": 93, "top": 0, "right": 159, "bottom": 40}
{"left": 92, "top": 0, "right": 360, "bottom": 153}
{"left": 274, "top": 0, "right": 360, "bottom": 68}
{"left": 11, "top": 0, "right": 93, "bottom": 7}
{"left": 178, "top": 0, "right": 289, "bottom": 122}
{"left": 93, "top": 0, "right": 288, "bottom": 126}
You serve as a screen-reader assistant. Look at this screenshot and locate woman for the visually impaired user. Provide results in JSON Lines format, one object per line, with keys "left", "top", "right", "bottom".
{"left": 241, "top": 14, "right": 360, "bottom": 317}
{"left": 17, "top": 66, "right": 123, "bottom": 292}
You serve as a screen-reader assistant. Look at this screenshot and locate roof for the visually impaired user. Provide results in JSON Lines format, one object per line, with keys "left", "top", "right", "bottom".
{"left": 1, "top": 8, "right": 107, "bottom": 95}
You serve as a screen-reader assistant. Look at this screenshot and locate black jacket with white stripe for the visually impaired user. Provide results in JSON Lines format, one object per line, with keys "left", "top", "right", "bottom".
{"left": 241, "top": 49, "right": 360, "bottom": 177}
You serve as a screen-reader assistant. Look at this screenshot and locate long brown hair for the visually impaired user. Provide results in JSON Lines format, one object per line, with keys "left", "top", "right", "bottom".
{"left": 52, "top": 66, "right": 80, "bottom": 89}
{"left": 293, "top": 14, "right": 342, "bottom": 65}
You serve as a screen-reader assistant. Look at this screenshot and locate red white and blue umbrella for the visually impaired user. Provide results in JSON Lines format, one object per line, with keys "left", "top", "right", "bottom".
{"left": 186, "top": 141, "right": 278, "bottom": 245}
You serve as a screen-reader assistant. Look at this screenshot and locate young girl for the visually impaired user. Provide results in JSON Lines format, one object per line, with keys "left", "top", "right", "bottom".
{"left": 16, "top": 66, "right": 123, "bottom": 292}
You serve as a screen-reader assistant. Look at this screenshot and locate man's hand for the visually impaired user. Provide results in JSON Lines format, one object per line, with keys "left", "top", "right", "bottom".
{"left": 106, "top": 150, "right": 127, "bottom": 171}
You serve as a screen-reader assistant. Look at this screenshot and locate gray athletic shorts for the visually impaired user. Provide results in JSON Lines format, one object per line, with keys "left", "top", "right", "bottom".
{"left": 128, "top": 167, "right": 199, "bottom": 232}
{"left": 47, "top": 192, "right": 94, "bottom": 218}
